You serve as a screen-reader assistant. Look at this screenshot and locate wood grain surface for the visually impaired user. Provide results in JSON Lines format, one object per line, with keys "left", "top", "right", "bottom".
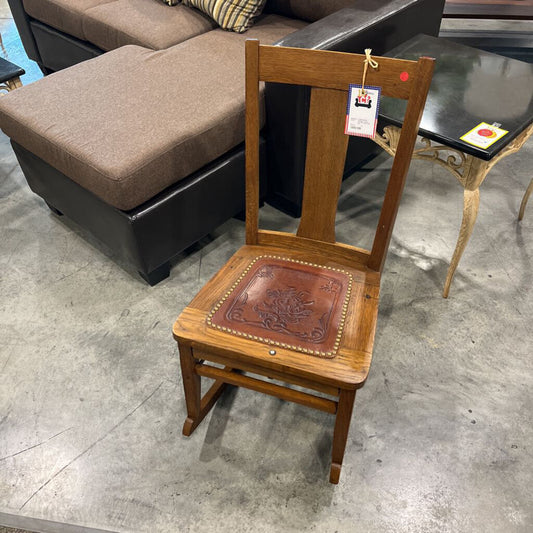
{"left": 173, "top": 42, "right": 434, "bottom": 483}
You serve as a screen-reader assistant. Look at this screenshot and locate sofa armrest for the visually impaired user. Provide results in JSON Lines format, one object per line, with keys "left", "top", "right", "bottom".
{"left": 264, "top": 0, "right": 445, "bottom": 217}
{"left": 275, "top": 0, "right": 444, "bottom": 53}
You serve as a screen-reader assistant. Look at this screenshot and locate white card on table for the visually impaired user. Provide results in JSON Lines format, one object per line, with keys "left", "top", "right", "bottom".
{"left": 345, "top": 84, "right": 381, "bottom": 139}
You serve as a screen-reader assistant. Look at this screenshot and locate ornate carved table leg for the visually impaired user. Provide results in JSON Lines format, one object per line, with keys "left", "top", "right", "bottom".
{"left": 441, "top": 156, "right": 488, "bottom": 297}
{"left": 443, "top": 188, "right": 479, "bottom": 298}
{"left": 519, "top": 178, "right": 533, "bottom": 221}
{"left": 374, "top": 123, "right": 533, "bottom": 297}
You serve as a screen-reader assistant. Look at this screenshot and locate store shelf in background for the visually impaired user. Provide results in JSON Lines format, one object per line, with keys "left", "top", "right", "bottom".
{"left": 444, "top": 0, "right": 533, "bottom": 19}
{"left": 440, "top": 15, "right": 533, "bottom": 63}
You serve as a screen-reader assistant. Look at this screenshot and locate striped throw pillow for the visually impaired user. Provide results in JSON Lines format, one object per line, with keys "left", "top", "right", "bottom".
{"left": 162, "top": 0, "right": 180, "bottom": 5}
{"left": 182, "top": 0, "right": 267, "bottom": 33}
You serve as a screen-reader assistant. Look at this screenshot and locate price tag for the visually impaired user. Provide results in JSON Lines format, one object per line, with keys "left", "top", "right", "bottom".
{"left": 345, "top": 84, "right": 381, "bottom": 139}
{"left": 460, "top": 122, "right": 508, "bottom": 149}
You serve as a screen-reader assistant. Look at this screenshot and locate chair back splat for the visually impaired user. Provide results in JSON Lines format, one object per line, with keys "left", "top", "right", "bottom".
{"left": 174, "top": 40, "right": 434, "bottom": 484}
{"left": 245, "top": 39, "right": 434, "bottom": 272}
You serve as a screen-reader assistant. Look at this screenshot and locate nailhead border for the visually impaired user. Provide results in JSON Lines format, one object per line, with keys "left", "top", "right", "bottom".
{"left": 206, "top": 255, "right": 353, "bottom": 358}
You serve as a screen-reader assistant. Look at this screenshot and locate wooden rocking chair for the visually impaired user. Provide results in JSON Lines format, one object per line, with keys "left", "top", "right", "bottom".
{"left": 173, "top": 41, "right": 434, "bottom": 484}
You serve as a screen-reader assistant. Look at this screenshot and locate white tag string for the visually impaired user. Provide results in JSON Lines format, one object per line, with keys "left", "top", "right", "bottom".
{"left": 359, "top": 48, "right": 379, "bottom": 96}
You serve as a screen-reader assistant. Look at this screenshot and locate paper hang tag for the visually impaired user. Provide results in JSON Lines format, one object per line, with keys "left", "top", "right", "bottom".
{"left": 460, "top": 122, "right": 508, "bottom": 149}
{"left": 345, "top": 84, "right": 381, "bottom": 139}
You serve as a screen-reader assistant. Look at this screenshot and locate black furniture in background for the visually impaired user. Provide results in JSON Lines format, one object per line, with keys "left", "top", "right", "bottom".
{"left": 377, "top": 34, "right": 533, "bottom": 296}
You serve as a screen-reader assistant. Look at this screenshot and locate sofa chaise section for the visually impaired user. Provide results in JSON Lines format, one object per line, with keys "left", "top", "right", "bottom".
{"left": 0, "top": 15, "right": 306, "bottom": 283}
{"left": 0, "top": 15, "right": 305, "bottom": 210}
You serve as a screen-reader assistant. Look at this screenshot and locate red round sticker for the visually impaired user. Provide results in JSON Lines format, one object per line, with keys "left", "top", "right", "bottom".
{"left": 400, "top": 71, "right": 409, "bottom": 82}
{"left": 477, "top": 128, "right": 496, "bottom": 137}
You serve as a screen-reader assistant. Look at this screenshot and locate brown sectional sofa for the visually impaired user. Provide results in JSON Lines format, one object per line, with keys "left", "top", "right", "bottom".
{"left": 1, "top": 16, "right": 304, "bottom": 211}
{"left": 23, "top": 0, "right": 217, "bottom": 51}
{"left": 2, "top": 0, "right": 445, "bottom": 284}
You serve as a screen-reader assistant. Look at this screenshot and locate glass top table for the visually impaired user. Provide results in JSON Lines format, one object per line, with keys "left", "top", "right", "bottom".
{"left": 380, "top": 34, "right": 533, "bottom": 160}
{"left": 373, "top": 34, "right": 533, "bottom": 297}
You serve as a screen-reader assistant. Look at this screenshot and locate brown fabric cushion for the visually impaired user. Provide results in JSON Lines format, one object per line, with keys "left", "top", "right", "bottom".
{"left": 0, "top": 15, "right": 306, "bottom": 211}
{"left": 265, "top": 0, "right": 356, "bottom": 22}
{"left": 22, "top": 0, "right": 111, "bottom": 41}
{"left": 83, "top": 0, "right": 217, "bottom": 51}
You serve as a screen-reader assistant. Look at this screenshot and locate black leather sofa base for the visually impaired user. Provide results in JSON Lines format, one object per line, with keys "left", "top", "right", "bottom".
{"left": 31, "top": 21, "right": 102, "bottom": 73}
{"left": 12, "top": 140, "right": 265, "bottom": 285}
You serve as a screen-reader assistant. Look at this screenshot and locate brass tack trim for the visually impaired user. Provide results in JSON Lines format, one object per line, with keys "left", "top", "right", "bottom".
{"left": 206, "top": 255, "right": 353, "bottom": 359}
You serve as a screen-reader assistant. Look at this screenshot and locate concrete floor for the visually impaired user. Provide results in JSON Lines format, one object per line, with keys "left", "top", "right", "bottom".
{"left": 0, "top": 6, "right": 532, "bottom": 533}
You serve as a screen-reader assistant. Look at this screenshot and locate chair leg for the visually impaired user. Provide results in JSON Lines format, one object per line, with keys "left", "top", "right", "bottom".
{"left": 179, "top": 343, "right": 202, "bottom": 436}
{"left": 178, "top": 343, "right": 229, "bottom": 436}
{"left": 330, "top": 388, "right": 356, "bottom": 484}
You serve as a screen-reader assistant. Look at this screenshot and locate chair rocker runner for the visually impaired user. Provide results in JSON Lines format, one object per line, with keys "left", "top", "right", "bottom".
{"left": 173, "top": 41, "right": 434, "bottom": 484}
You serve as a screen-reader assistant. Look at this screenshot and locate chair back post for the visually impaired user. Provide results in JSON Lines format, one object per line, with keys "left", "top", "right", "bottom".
{"left": 245, "top": 39, "right": 260, "bottom": 245}
{"left": 368, "top": 56, "right": 435, "bottom": 272}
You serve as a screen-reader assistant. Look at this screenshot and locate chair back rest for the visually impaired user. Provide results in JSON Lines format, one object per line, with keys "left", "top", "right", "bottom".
{"left": 245, "top": 41, "right": 434, "bottom": 273}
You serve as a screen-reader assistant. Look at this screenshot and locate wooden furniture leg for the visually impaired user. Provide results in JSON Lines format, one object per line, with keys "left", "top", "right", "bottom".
{"left": 5, "top": 77, "right": 22, "bottom": 91}
{"left": 519, "top": 178, "right": 533, "bottom": 221}
{"left": 0, "top": 76, "right": 23, "bottom": 93}
{"left": 330, "top": 389, "right": 356, "bottom": 484}
{"left": 179, "top": 343, "right": 230, "bottom": 436}
{"left": 179, "top": 343, "right": 202, "bottom": 436}
{"left": 443, "top": 188, "right": 479, "bottom": 298}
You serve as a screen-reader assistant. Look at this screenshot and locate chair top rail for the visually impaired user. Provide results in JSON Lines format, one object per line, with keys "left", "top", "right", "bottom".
{"left": 258, "top": 44, "right": 421, "bottom": 99}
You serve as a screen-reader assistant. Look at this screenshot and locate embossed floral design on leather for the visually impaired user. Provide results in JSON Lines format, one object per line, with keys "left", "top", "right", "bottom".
{"left": 228, "top": 286, "right": 326, "bottom": 342}
{"left": 254, "top": 287, "right": 314, "bottom": 325}
{"left": 320, "top": 279, "right": 340, "bottom": 293}
{"left": 256, "top": 265, "right": 275, "bottom": 279}
{"left": 207, "top": 256, "right": 353, "bottom": 358}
